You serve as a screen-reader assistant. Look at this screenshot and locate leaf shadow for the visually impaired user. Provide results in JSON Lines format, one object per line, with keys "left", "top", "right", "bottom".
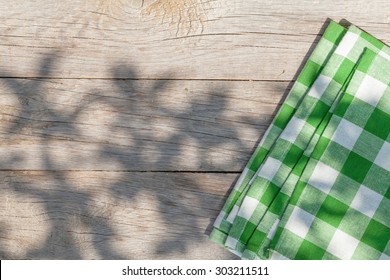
{"left": 0, "top": 51, "right": 263, "bottom": 259}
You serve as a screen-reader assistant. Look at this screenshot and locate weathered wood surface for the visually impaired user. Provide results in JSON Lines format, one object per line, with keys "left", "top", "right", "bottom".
{"left": 0, "top": 0, "right": 389, "bottom": 259}
{"left": 0, "top": 78, "right": 285, "bottom": 171}
{"left": 1, "top": 0, "right": 389, "bottom": 80}
{"left": 0, "top": 171, "right": 239, "bottom": 259}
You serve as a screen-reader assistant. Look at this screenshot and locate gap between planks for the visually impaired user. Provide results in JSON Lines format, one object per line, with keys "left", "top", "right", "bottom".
{"left": 0, "top": 170, "right": 241, "bottom": 173}
{"left": 0, "top": 77, "right": 293, "bottom": 82}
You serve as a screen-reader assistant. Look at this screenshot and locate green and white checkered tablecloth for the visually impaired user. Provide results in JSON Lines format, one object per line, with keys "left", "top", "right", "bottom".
{"left": 209, "top": 20, "right": 390, "bottom": 260}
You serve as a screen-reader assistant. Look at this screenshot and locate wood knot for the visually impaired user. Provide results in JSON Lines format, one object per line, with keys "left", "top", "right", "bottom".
{"left": 18, "top": 96, "right": 29, "bottom": 106}
{"left": 142, "top": 0, "right": 210, "bottom": 36}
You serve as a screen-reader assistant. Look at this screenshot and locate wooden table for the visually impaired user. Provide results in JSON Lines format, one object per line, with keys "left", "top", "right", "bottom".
{"left": 0, "top": 0, "right": 389, "bottom": 259}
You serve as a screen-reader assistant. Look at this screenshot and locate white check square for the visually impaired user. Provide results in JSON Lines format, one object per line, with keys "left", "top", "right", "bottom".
{"left": 280, "top": 117, "right": 306, "bottom": 144}
{"left": 331, "top": 119, "right": 363, "bottom": 150}
{"left": 226, "top": 205, "right": 239, "bottom": 223}
{"left": 284, "top": 207, "right": 315, "bottom": 239}
{"left": 258, "top": 157, "right": 282, "bottom": 181}
{"left": 374, "top": 141, "right": 390, "bottom": 171}
{"left": 267, "top": 219, "right": 281, "bottom": 239}
{"left": 335, "top": 32, "right": 359, "bottom": 57}
{"left": 225, "top": 236, "right": 238, "bottom": 249}
{"left": 350, "top": 185, "right": 383, "bottom": 218}
{"left": 327, "top": 229, "right": 359, "bottom": 259}
{"left": 269, "top": 251, "right": 290, "bottom": 260}
{"left": 237, "top": 196, "right": 259, "bottom": 220}
{"left": 379, "top": 253, "right": 390, "bottom": 260}
{"left": 308, "top": 75, "right": 332, "bottom": 100}
{"left": 213, "top": 211, "right": 225, "bottom": 227}
{"left": 379, "top": 50, "right": 390, "bottom": 60}
{"left": 233, "top": 167, "right": 249, "bottom": 190}
{"left": 355, "top": 75, "right": 387, "bottom": 107}
{"left": 308, "top": 161, "right": 339, "bottom": 194}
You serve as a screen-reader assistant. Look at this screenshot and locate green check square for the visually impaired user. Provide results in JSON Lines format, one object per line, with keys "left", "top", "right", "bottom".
{"left": 385, "top": 187, "right": 390, "bottom": 200}
{"left": 363, "top": 164, "right": 390, "bottom": 195}
{"left": 307, "top": 100, "right": 330, "bottom": 127}
{"left": 240, "top": 222, "right": 257, "bottom": 243}
{"left": 311, "top": 137, "right": 331, "bottom": 160}
{"left": 360, "top": 31, "right": 385, "bottom": 50}
{"left": 361, "top": 219, "right": 390, "bottom": 252}
{"left": 269, "top": 192, "right": 289, "bottom": 215}
{"left": 299, "top": 60, "right": 322, "bottom": 87}
{"left": 355, "top": 49, "right": 376, "bottom": 73}
{"left": 364, "top": 107, "right": 390, "bottom": 141}
{"left": 316, "top": 196, "right": 349, "bottom": 227}
{"left": 333, "top": 59, "right": 355, "bottom": 85}
{"left": 260, "top": 183, "right": 280, "bottom": 206}
{"left": 323, "top": 21, "right": 346, "bottom": 45}
{"left": 274, "top": 104, "right": 295, "bottom": 130}
{"left": 334, "top": 93, "right": 354, "bottom": 117}
{"left": 291, "top": 155, "right": 309, "bottom": 176}
{"left": 295, "top": 240, "right": 326, "bottom": 260}
{"left": 341, "top": 151, "right": 373, "bottom": 183}
{"left": 290, "top": 181, "right": 306, "bottom": 205}
{"left": 246, "top": 230, "right": 266, "bottom": 252}
{"left": 249, "top": 147, "right": 268, "bottom": 171}
{"left": 284, "top": 144, "right": 303, "bottom": 169}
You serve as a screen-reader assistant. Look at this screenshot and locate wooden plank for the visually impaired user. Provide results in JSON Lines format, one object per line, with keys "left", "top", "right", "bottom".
{"left": 0, "top": 78, "right": 286, "bottom": 171}
{"left": 0, "top": 0, "right": 389, "bottom": 79}
{"left": 0, "top": 171, "right": 239, "bottom": 259}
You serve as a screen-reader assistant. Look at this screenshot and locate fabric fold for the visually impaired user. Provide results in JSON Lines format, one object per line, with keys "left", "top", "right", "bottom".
{"left": 210, "top": 20, "right": 390, "bottom": 260}
{"left": 210, "top": 20, "right": 347, "bottom": 249}
{"left": 270, "top": 49, "right": 390, "bottom": 259}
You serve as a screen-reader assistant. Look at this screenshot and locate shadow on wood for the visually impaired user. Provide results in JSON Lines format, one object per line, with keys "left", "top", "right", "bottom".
{"left": 0, "top": 51, "right": 269, "bottom": 259}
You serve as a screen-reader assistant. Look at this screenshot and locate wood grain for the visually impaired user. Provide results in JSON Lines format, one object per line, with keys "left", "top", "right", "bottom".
{"left": 0, "top": 78, "right": 286, "bottom": 171}
{"left": 0, "top": 171, "right": 238, "bottom": 259}
{"left": 0, "top": 0, "right": 389, "bottom": 80}
{"left": 1, "top": 0, "right": 389, "bottom": 260}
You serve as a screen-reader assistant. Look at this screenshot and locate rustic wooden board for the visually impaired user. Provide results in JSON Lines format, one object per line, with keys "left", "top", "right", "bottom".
{"left": 0, "top": 78, "right": 286, "bottom": 171}
{"left": 1, "top": 0, "right": 389, "bottom": 260}
{"left": 0, "top": 171, "right": 239, "bottom": 259}
{"left": 0, "top": 0, "right": 389, "bottom": 80}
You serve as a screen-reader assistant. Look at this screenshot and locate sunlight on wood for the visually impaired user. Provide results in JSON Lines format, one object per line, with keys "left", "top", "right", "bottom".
{"left": 0, "top": 188, "right": 50, "bottom": 259}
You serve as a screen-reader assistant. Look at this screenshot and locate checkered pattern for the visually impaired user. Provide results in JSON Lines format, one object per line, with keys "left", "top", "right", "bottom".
{"left": 209, "top": 20, "right": 347, "bottom": 246}
{"left": 209, "top": 21, "right": 390, "bottom": 260}
{"left": 269, "top": 49, "right": 390, "bottom": 260}
{"left": 238, "top": 27, "right": 390, "bottom": 259}
{"left": 222, "top": 24, "right": 390, "bottom": 256}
